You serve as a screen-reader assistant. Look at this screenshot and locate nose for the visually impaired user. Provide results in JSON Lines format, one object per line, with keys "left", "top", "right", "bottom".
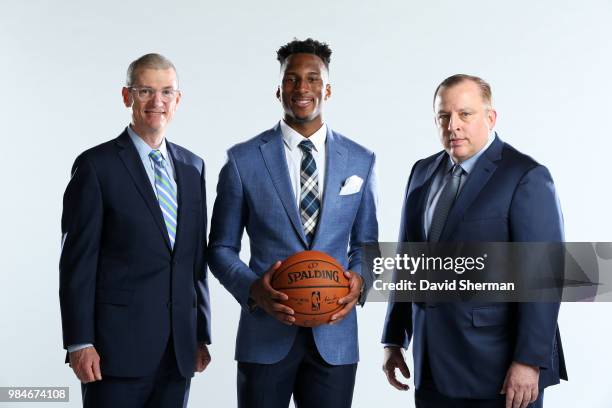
{"left": 448, "top": 112, "right": 460, "bottom": 132}
{"left": 152, "top": 90, "right": 164, "bottom": 106}
{"left": 296, "top": 78, "right": 310, "bottom": 93}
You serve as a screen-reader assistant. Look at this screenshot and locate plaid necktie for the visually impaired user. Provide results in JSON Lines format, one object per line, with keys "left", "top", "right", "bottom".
{"left": 298, "top": 140, "right": 320, "bottom": 242}
{"left": 428, "top": 163, "right": 463, "bottom": 242}
{"left": 149, "top": 150, "right": 178, "bottom": 248}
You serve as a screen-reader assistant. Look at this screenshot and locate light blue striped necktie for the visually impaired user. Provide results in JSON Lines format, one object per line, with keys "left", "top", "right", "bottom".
{"left": 149, "top": 150, "right": 178, "bottom": 248}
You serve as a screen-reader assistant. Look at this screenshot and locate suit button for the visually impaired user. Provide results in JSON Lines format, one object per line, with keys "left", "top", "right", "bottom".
{"left": 167, "top": 301, "right": 172, "bottom": 309}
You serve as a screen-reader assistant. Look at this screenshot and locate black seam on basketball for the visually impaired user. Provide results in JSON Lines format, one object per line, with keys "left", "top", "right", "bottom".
{"left": 273, "top": 259, "right": 342, "bottom": 276}
{"left": 275, "top": 286, "right": 350, "bottom": 290}
{"left": 293, "top": 304, "right": 344, "bottom": 316}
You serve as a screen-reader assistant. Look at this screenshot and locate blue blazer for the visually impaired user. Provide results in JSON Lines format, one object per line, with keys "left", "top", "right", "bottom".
{"left": 382, "top": 135, "right": 567, "bottom": 398}
{"left": 209, "top": 123, "right": 378, "bottom": 365}
{"left": 59, "top": 129, "right": 211, "bottom": 378}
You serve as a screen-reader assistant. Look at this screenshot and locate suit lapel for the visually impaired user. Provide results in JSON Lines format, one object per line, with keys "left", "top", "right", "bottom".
{"left": 414, "top": 153, "right": 445, "bottom": 241}
{"left": 260, "top": 124, "right": 309, "bottom": 247}
{"left": 116, "top": 131, "right": 172, "bottom": 251}
{"left": 311, "top": 128, "right": 348, "bottom": 247}
{"left": 440, "top": 136, "right": 503, "bottom": 241}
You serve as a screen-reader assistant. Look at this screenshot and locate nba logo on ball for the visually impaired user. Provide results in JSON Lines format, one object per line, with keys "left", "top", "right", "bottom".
{"left": 272, "top": 250, "right": 350, "bottom": 327}
{"left": 311, "top": 291, "right": 321, "bottom": 311}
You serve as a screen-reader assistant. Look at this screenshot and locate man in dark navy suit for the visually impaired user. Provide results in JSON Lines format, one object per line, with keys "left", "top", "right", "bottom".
{"left": 382, "top": 74, "right": 567, "bottom": 408}
{"left": 60, "top": 53, "right": 211, "bottom": 408}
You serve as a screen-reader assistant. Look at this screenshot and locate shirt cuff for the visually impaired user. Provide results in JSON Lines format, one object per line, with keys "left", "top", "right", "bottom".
{"left": 67, "top": 343, "right": 94, "bottom": 353}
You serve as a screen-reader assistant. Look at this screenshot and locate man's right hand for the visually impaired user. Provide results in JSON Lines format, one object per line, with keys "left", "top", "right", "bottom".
{"left": 382, "top": 346, "right": 411, "bottom": 391}
{"left": 249, "top": 261, "right": 295, "bottom": 325}
{"left": 69, "top": 346, "right": 102, "bottom": 383}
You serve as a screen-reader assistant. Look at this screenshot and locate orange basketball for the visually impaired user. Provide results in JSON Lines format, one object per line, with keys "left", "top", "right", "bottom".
{"left": 271, "top": 250, "right": 349, "bottom": 327}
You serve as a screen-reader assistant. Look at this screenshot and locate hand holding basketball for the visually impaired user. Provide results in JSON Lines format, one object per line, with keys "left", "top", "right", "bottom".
{"left": 249, "top": 261, "right": 296, "bottom": 325}
{"left": 271, "top": 251, "right": 352, "bottom": 327}
{"left": 329, "top": 270, "right": 363, "bottom": 324}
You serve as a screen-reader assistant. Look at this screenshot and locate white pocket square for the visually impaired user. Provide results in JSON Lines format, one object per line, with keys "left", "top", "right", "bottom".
{"left": 339, "top": 175, "right": 363, "bottom": 196}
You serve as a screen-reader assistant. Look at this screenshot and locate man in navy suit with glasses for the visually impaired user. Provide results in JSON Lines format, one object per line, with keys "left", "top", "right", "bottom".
{"left": 60, "top": 53, "right": 211, "bottom": 408}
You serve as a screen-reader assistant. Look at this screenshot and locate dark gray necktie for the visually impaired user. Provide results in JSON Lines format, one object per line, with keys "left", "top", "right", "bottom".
{"left": 428, "top": 164, "right": 464, "bottom": 242}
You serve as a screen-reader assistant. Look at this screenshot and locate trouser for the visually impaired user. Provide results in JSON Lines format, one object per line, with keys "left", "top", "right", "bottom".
{"left": 416, "top": 352, "right": 543, "bottom": 408}
{"left": 81, "top": 337, "right": 190, "bottom": 408}
{"left": 237, "top": 327, "right": 357, "bottom": 408}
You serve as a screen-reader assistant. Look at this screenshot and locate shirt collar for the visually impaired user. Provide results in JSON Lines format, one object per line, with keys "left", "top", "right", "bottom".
{"left": 449, "top": 130, "right": 497, "bottom": 174}
{"left": 127, "top": 125, "right": 170, "bottom": 163}
{"left": 280, "top": 120, "right": 327, "bottom": 152}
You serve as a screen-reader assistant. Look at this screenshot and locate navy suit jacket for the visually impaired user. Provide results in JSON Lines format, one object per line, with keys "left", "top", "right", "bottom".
{"left": 59, "top": 129, "right": 211, "bottom": 378}
{"left": 382, "top": 135, "right": 567, "bottom": 399}
{"left": 208, "top": 123, "right": 378, "bottom": 365}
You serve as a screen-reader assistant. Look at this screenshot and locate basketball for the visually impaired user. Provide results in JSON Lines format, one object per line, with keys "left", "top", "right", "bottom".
{"left": 271, "top": 250, "right": 349, "bottom": 327}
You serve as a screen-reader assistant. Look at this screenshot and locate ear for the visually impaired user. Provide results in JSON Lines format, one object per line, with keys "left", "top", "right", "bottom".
{"left": 122, "top": 87, "right": 132, "bottom": 108}
{"left": 324, "top": 83, "right": 331, "bottom": 100}
{"left": 487, "top": 108, "right": 497, "bottom": 129}
{"left": 175, "top": 90, "right": 182, "bottom": 107}
{"left": 276, "top": 87, "right": 281, "bottom": 101}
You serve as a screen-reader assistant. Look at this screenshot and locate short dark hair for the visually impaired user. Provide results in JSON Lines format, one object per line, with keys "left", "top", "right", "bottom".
{"left": 126, "top": 53, "right": 177, "bottom": 87}
{"left": 276, "top": 38, "right": 332, "bottom": 69}
{"left": 433, "top": 74, "right": 492, "bottom": 110}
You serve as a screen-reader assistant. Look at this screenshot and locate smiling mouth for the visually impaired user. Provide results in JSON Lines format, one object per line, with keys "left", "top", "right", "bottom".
{"left": 292, "top": 98, "right": 313, "bottom": 108}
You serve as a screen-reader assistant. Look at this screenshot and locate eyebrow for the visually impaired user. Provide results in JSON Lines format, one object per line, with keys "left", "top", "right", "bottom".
{"left": 284, "top": 71, "right": 321, "bottom": 76}
{"left": 132, "top": 85, "right": 176, "bottom": 89}
{"left": 437, "top": 107, "right": 476, "bottom": 114}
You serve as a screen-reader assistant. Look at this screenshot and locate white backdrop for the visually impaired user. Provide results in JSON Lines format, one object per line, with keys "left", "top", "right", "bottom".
{"left": 1, "top": 0, "right": 611, "bottom": 406}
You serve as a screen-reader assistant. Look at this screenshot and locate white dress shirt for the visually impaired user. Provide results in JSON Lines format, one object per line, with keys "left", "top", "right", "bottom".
{"left": 279, "top": 120, "right": 327, "bottom": 207}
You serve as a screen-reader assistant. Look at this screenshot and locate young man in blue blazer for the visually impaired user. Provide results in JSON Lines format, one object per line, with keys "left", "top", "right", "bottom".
{"left": 209, "top": 38, "right": 378, "bottom": 408}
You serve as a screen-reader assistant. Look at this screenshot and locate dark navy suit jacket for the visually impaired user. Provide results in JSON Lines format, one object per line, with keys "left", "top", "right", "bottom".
{"left": 59, "top": 129, "right": 211, "bottom": 378}
{"left": 382, "top": 135, "right": 567, "bottom": 399}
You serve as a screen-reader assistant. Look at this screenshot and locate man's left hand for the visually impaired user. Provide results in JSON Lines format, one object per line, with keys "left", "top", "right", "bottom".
{"left": 501, "top": 361, "right": 540, "bottom": 408}
{"left": 195, "top": 343, "right": 211, "bottom": 373}
{"left": 330, "top": 271, "right": 363, "bottom": 324}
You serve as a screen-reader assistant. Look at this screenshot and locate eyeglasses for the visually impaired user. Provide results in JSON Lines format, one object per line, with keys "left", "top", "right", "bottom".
{"left": 129, "top": 87, "right": 181, "bottom": 102}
